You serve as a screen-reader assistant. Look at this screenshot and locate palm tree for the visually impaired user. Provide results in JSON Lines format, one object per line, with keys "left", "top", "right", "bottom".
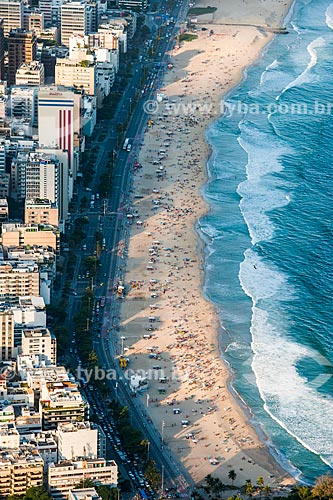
{"left": 263, "top": 485, "right": 271, "bottom": 499}
{"left": 296, "top": 486, "right": 312, "bottom": 500}
{"left": 228, "top": 470, "right": 237, "bottom": 487}
{"left": 256, "top": 477, "right": 265, "bottom": 499}
{"left": 245, "top": 480, "right": 254, "bottom": 497}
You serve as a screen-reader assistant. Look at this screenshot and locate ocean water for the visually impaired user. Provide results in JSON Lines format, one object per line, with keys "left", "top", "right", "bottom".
{"left": 199, "top": 0, "right": 333, "bottom": 482}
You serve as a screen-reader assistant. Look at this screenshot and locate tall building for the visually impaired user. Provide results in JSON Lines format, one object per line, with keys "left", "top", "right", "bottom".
{"left": 39, "top": 380, "right": 88, "bottom": 430}
{"left": 0, "top": 0, "right": 23, "bottom": 36}
{"left": 15, "top": 61, "right": 45, "bottom": 86}
{"left": 8, "top": 29, "right": 37, "bottom": 86}
{"left": 48, "top": 459, "right": 118, "bottom": 500}
{"left": 10, "top": 86, "right": 38, "bottom": 128}
{"left": 57, "top": 422, "right": 98, "bottom": 460}
{"left": 60, "top": 1, "right": 89, "bottom": 47}
{"left": 55, "top": 58, "right": 96, "bottom": 95}
{"left": 25, "top": 199, "right": 59, "bottom": 227}
{"left": 11, "top": 151, "right": 59, "bottom": 203}
{"left": 21, "top": 327, "right": 56, "bottom": 364}
{"left": 0, "top": 19, "right": 4, "bottom": 81}
{"left": 38, "top": 87, "right": 81, "bottom": 182}
{"left": 0, "top": 308, "right": 15, "bottom": 360}
{"left": 40, "top": 0, "right": 65, "bottom": 28}
{"left": 0, "top": 261, "right": 40, "bottom": 299}
{"left": 25, "top": 10, "right": 44, "bottom": 37}
{"left": 0, "top": 446, "right": 44, "bottom": 498}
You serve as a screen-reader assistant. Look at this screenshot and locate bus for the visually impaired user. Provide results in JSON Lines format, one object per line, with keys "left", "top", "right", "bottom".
{"left": 123, "top": 138, "right": 129, "bottom": 150}
{"left": 100, "top": 296, "right": 106, "bottom": 308}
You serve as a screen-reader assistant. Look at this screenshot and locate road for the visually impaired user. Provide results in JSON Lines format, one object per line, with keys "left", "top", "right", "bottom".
{"left": 66, "top": 0, "right": 193, "bottom": 497}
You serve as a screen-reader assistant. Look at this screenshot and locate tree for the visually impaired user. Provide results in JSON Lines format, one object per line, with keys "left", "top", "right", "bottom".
{"left": 228, "top": 470, "right": 237, "bottom": 486}
{"left": 312, "top": 474, "right": 333, "bottom": 499}
{"left": 245, "top": 479, "right": 254, "bottom": 497}
{"left": 256, "top": 477, "right": 265, "bottom": 488}
{"left": 96, "top": 486, "right": 120, "bottom": 500}
{"left": 24, "top": 487, "right": 53, "bottom": 500}
{"left": 203, "top": 474, "right": 224, "bottom": 499}
{"left": 145, "top": 459, "right": 161, "bottom": 490}
{"left": 296, "top": 486, "right": 312, "bottom": 500}
{"left": 263, "top": 485, "right": 271, "bottom": 499}
{"left": 74, "top": 478, "right": 96, "bottom": 489}
{"left": 256, "top": 477, "right": 265, "bottom": 499}
{"left": 8, "top": 486, "right": 53, "bottom": 500}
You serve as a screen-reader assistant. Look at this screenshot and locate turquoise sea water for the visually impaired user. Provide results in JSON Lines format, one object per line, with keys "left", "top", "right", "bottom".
{"left": 199, "top": 0, "right": 333, "bottom": 482}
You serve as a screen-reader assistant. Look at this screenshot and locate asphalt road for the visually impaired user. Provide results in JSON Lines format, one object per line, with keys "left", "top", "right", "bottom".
{"left": 66, "top": 1, "right": 193, "bottom": 497}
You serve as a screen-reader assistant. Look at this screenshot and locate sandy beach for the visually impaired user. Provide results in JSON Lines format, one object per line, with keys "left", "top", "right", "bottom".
{"left": 116, "top": 0, "right": 295, "bottom": 487}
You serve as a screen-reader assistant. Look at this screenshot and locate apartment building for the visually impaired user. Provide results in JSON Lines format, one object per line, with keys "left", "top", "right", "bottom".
{"left": 0, "top": 261, "right": 39, "bottom": 299}
{"left": 10, "top": 86, "right": 38, "bottom": 128}
{"left": 57, "top": 421, "right": 98, "bottom": 460}
{"left": 0, "top": 401, "right": 15, "bottom": 423}
{"left": 15, "top": 61, "right": 45, "bottom": 86}
{"left": 0, "top": 0, "right": 23, "bottom": 36}
{"left": 11, "top": 151, "right": 59, "bottom": 203}
{"left": 0, "top": 446, "right": 44, "bottom": 498}
{"left": 21, "top": 327, "right": 56, "bottom": 365}
{"left": 55, "top": 58, "right": 96, "bottom": 95}
{"left": 48, "top": 458, "right": 117, "bottom": 500}
{"left": 8, "top": 29, "right": 37, "bottom": 86}
{"left": 2, "top": 223, "right": 59, "bottom": 252}
{"left": 0, "top": 307, "right": 15, "bottom": 360}
{"left": 39, "top": 379, "right": 88, "bottom": 430}
{"left": 25, "top": 199, "right": 58, "bottom": 227}
{"left": 0, "top": 198, "right": 8, "bottom": 223}
{"left": 0, "top": 422, "right": 20, "bottom": 449}
{"left": 60, "top": 1, "right": 90, "bottom": 47}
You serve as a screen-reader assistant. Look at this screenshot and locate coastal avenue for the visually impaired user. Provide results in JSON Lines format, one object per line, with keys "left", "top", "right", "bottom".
{"left": 85, "top": 0, "right": 192, "bottom": 497}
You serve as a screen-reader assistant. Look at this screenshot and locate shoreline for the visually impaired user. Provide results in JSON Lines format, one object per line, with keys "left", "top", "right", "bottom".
{"left": 117, "top": 0, "right": 296, "bottom": 487}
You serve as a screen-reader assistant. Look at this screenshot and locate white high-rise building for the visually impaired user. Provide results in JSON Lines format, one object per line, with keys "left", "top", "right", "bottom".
{"left": 0, "top": 0, "right": 23, "bottom": 35}
{"left": 60, "top": 1, "right": 90, "bottom": 47}
{"left": 57, "top": 422, "right": 98, "bottom": 460}
{"left": 38, "top": 87, "right": 81, "bottom": 181}
{"left": 10, "top": 86, "right": 38, "bottom": 128}
{"left": 11, "top": 151, "right": 59, "bottom": 203}
{"left": 21, "top": 327, "right": 56, "bottom": 365}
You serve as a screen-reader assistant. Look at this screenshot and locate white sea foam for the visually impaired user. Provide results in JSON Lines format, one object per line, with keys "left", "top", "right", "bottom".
{"left": 281, "top": 37, "right": 325, "bottom": 94}
{"left": 291, "top": 21, "right": 302, "bottom": 35}
{"left": 239, "top": 250, "right": 333, "bottom": 468}
{"left": 259, "top": 59, "right": 280, "bottom": 87}
{"left": 325, "top": 3, "right": 333, "bottom": 29}
{"left": 236, "top": 122, "right": 291, "bottom": 244}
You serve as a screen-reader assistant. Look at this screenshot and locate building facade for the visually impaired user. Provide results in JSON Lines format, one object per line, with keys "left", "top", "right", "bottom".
{"left": 0, "top": 0, "right": 23, "bottom": 36}
{"left": 48, "top": 459, "right": 117, "bottom": 500}
{"left": 8, "top": 29, "right": 37, "bottom": 86}
{"left": 15, "top": 61, "right": 45, "bottom": 86}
